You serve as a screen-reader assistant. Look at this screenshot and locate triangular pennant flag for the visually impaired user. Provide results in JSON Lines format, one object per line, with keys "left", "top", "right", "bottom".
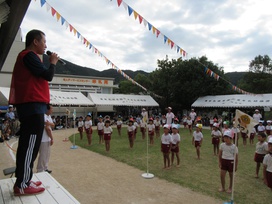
{"left": 46, "top": 2, "right": 50, "bottom": 11}
{"left": 73, "top": 28, "right": 77, "bottom": 36}
{"left": 138, "top": 15, "right": 143, "bottom": 24}
{"left": 152, "top": 26, "right": 156, "bottom": 34}
{"left": 86, "top": 41, "right": 90, "bottom": 47}
{"left": 164, "top": 35, "right": 167, "bottom": 44}
{"left": 156, "top": 30, "right": 160, "bottom": 38}
{"left": 61, "top": 16, "right": 65, "bottom": 25}
{"left": 51, "top": 7, "right": 56, "bottom": 16}
{"left": 77, "top": 31, "right": 81, "bottom": 38}
{"left": 122, "top": 1, "right": 128, "bottom": 11}
{"left": 170, "top": 41, "right": 174, "bottom": 48}
{"left": 69, "top": 24, "right": 73, "bottom": 32}
{"left": 147, "top": 22, "right": 152, "bottom": 31}
{"left": 133, "top": 11, "right": 138, "bottom": 20}
{"left": 177, "top": 46, "right": 180, "bottom": 53}
{"left": 143, "top": 19, "right": 147, "bottom": 27}
{"left": 65, "top": 21, "right": 69, "bottom": 29}
{"left": 56, "top": 12, "right": 61, "bottom": 22}
{"left": 167, "top": 38, "right": 171, "bottom": 45}
{"left": 40, "top": 0, "right": 46, "bottom": 7}
{"left": 117, "top": 0, "right": 122, "bottom": 7}
{"left": 128, "top": 6, "right": 133, "bottom": 16}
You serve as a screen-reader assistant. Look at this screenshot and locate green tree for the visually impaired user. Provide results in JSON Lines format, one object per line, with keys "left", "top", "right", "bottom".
{"left": 249, "top": 55, "right": 272, "bottom": 73}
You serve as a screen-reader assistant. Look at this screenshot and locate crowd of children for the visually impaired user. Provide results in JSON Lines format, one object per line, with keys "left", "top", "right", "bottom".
{"left": 75, "top": 109, "right": 272, "bottom": 193}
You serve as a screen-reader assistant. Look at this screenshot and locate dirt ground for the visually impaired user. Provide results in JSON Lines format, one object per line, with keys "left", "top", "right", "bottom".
{"left": 0, "top": 128, "right": 222, "bottom": 204}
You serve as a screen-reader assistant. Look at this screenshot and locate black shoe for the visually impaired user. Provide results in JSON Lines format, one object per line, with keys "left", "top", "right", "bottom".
{"left": 45, "top": 169, "right": 52, "bottom": 174}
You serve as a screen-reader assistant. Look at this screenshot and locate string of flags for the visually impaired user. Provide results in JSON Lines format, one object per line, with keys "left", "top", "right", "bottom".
{"left": 112, "top": 0, "right": 254, "bottom": 95}
{"left": 114, "top": 0, "right": 187, "bottom": 58}
{"left": 38, "top": 0, "right": 150, "bottom": 93}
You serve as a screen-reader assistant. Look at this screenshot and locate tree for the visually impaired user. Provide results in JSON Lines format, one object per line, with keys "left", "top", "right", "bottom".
{"left": 249, "top": 55, "right": 272, "bottom": 73}
{"left": 149, "top": 56, "right": 231, "bottom": 111}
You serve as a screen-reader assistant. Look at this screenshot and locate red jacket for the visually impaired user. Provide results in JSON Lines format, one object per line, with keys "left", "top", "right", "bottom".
{"left": 9, "top": 50, "right": 50, "bottom": 105}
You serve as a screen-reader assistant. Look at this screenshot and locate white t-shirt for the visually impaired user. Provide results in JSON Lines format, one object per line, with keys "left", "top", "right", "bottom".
{"left": 255, "top": 141, "right": 268, "bottom": 154}
{"left": 78, "top": 121, "right": 84, "bottom": 128}
{"left": 211, "top": 130, "right": 222, "bottom": 138}
{"left": 161, "top": 133, "right": 173, "bottom": 144}
{"left": 171, "top": 133, "right": 180, "bottom": 145}
{"left": 103, "top": 126, "right": 113, "bottom": 134}
{"left": 140, "top": 121, "right": 146, "bottom": 128}
{"left": 134, "top": 122, "right": 139, "bottom": 127}
{"left": 257, "top": 125, "right": 265, "bottom": 132}
{"left": 147, "top": 124, "right": 155, "bottom": 131}
{"left": 263, "top": 154, "right": 272, "bottom": 172}
{"left": 84, "top": 120, "right": 92, "bottom": 129}
{"left": 266, "top": 125, "right": 272, "bottom": 131}
{"left": 220, "top": 143, "right": 238, "bottom": 160}
{"left": 253, "top": 113, "right": 262, "bottom": 123}
{"left": 154, "top": 120, "right": 161, "bottom": 127}
{"left": 209, "top": 119, "right": 214, "bottom": 125}
{"left": 97, "top": 122, "right": 104, "bottom": 130}
{"left": 42, "top": 114, "right": 53, "bottom": 142}
{"left": 189, "top": 112, "right": 196, "bottom": 121}
{"left": 127, "top": 125, "right": 136, "bottom": 132}
{"left": 187, "top": 119, "right": 193, "bottom": 125}
{"left": 193, "top": 131, "right": 203, "bottom": 142}
{"left": 117, "top": 120, "right": 122, "bottom": 126}
{"left": 166, "top": 112, "right": 175, "bottom": 125}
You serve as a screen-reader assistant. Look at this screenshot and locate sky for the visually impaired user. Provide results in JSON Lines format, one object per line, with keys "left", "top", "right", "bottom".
{"left": 20, "top": 0, "right": 272, "bottom": 74}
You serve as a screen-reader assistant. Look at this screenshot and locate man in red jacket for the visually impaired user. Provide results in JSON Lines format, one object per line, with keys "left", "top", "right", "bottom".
{"left": 9, "top": 29, "right": 59, "bottom": 196}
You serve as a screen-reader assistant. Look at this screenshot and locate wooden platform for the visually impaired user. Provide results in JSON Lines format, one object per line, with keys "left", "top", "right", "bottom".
{"left": 0, "top": 172, "right": 80, "bottom": 204}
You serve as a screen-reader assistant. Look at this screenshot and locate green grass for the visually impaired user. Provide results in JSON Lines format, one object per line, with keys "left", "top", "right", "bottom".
{"left": 69, "top": 127, "right": 272, "bottom": 204}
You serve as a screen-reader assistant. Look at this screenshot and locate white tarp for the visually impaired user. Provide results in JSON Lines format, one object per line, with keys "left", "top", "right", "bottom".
{"left": 88, "top": 93, "right": 159, "bottom": 107}
{"left": 0, "top": 87, "right": 94, "bottom": 106}
{"left": 50, "top": 90, "right": 94, "bottom": 106}
{"left": 192, "top": 94, "right": 272, "bottom": 108}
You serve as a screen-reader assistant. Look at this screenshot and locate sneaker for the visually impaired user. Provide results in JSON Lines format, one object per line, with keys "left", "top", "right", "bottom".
{"left": 14, "top": 185, "right": 45, "bottom": 196}
{"left": 30, "top": 180, "right": 42, "bottom": 186}
{"left": 45, "top": 169, "right": 52, "bottom": 174}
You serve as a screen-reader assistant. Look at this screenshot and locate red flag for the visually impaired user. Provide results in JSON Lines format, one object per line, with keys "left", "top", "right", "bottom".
{"left": 51, "top": 7, "right": 56, "bottom": 16}
{"left": 117, "top": 0, "right": 122, "bottom": 7}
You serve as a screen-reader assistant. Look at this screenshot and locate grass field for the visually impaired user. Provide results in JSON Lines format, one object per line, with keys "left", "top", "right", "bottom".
{"left": 69, "top": 127, "right": 272, "bottom": 204}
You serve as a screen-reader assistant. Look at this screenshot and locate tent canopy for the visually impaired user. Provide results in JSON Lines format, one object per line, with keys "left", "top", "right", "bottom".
{"left": 88, "top": 93, "right": 159, "bottom": 107}
{"left": 0, "top": 87, "right": 94, "bottom": 106}
{"left": 192, "top": 94, "right": 272, "bottom": 108}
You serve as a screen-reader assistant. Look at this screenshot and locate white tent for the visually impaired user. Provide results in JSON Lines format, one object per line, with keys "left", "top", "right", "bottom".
{"left": 50, "top": 90, "right": 94, "bottom": 106}
{"left": 192, "top": 94, "right": 272, "bottom": 108}
{"left": 0, "top": 87, "right": 94, "bottom": 106}
{"left": 88, "top": 93, "right": 159, "bottom": 107}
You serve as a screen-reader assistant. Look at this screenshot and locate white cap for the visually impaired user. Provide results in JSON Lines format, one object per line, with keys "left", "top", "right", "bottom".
{"left": 268, "top": 137, "right": 272, "bottom": 143}
{"left": 213, "top": 123, "right": 219, "bottom": 128}
{"left": 163, "top": 124, "right": 170, "bottom": 129}
{"left": 259, "top": 120, "right": 264, "bottom": 123}
{"left": 267, "top": 120, "right": 271, "bottom": 123}
{"left": 172, "top": 124, "right": 178, "bottom": 129}
{"left": 8, "top": 105, "right": 13, "bottom": 108}
{"left": 255, "top": 109, "right": 259, "bottom": 112}
{"left": 168, "top": 107, "right": 172, "bottom": 110}
{"left": 142, "top": 108, "right": 146, "bottom": 111}
{"left": 223, "top": 130, "right": 232, "bottom": 138}
{"left": 223, "top": 121, "right": 227, "bottom": 125}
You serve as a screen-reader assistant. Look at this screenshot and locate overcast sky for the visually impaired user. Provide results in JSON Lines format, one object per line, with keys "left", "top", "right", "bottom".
{"left": 20, "top": 0, "right": 272, "bottom": 73}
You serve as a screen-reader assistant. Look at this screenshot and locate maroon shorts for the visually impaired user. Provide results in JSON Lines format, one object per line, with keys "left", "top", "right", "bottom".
{"left": 183, "top": 122, "right": 187, "bottom": 126}
{"left": 188, "top": 125, "right": 192, "bottom": 129}
{"left": 128, "top": 131, "right": 134, "bottom": 138}
{"left": 85, "top": 128, "right": 92, "bottom": 134}
{"left": 221, "top": 159, "right": 234, "bottom": 172}
{"left": 171, "top": 145, "right": 179, "bottom": 153}
{"left": 78, "top": 127, "right": 83, "bottom": 132}
{"left": 117, "top": 125, "right": 121, "bottom": 129}
{"left": 134, "top": 129, "right": 137, "bottom": 134}
{"left": 210, "top": 124, "right": 213, "bottom": 128}
{"left": 161, "top": 143, "right": 171, "bottom": 153}
{"left": 250, "top": 133, "right": 255, "bottom": 139}
{"left": 254, "top": 153, "right": 265, "bottom": 163}
{"left": 141, "top": 127, "right": 145, "bottom": 133}
{"left": 98, "top": 129, "right": 104, "bottom": 136}
{"left": 241, "top": 132, "right": 247, "bottom": 139}
{"left": 104, "top": 133, "right": 111, "bottom": 141}
{"left": 195, "top": 141, "right": 201, "bottom": 148}
{"left": 212, "top": 137, "right": 220, "bottom": 145}
{"left": 155, "top": 126, "right": 160, "bottom": 131}
{"left": 148, "top": 131, "right": 154, "bottom": 136}
{"left": 266, "top": 130, "right": 271, "bottom": 135}
{"left": 266, "top": 171, "right": 272, "bottom": 188}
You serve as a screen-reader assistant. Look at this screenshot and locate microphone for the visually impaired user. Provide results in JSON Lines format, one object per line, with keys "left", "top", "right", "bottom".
{"left": 46, "top": 50, "right": 66, "bottom": 65}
